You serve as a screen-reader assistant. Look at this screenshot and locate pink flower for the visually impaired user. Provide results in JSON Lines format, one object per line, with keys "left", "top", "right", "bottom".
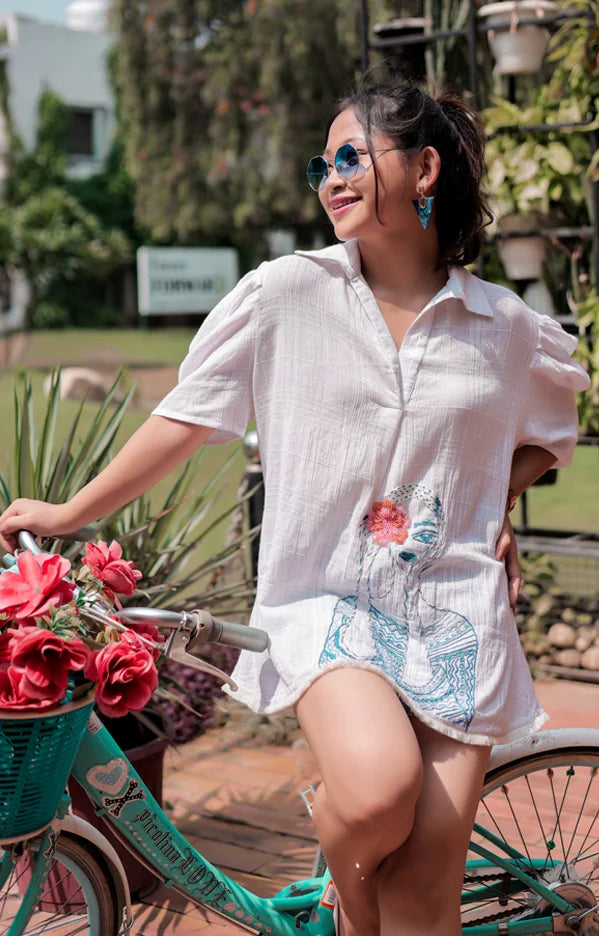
{"left": 0, "top": 552, "right": 75, "bottom": 624}
{"left": 10, "top": 626, "right": 90, "bottom": 704}
{"left": 366, "top": 499, "right": 411, "bottom": 547}
{"left": 85, "top": 630, "right": 158, "bottom": 718}
{"left": 82, "top": 541, "right": 142, "bottom": 600}
{"left": 0, "top": 667, "right": 55, "bottom": 710}
{"left": 0, "top": 631, "right": 14, "bottom": 671}
{"left": 115, "top": 618, "right": 164, "bottom": 661}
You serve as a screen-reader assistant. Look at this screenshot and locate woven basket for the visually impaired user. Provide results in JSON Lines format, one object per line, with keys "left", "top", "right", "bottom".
{"left": 0, "top": 694, "right": 95, "bottom": 842}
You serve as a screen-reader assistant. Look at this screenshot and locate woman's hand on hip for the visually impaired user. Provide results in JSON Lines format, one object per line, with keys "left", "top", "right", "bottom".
{"left": 495, "top": 514, "right": 521, "bottom": 613}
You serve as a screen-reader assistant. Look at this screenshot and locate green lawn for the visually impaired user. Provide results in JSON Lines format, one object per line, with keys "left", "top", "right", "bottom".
{"left": 1, "top": 326, "right": 597, "bottom": 543}
{"left": 7, "top": 327, "right": 196, "bottom": 368}
{"left": 0, "top": 347, "right": 246, "bottom": 581}
{"left": 524, "top": 445, "right": 599, "bottom": 534}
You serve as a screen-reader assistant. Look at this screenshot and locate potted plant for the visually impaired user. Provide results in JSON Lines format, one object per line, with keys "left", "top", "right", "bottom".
{"left": 478, "top": 0, "right": 557, "bottom": 75}
{"left": 0, "top": 370, "right": 257, "bottom": 895}
{"left": 483, "top": 91, "right": 588, "bottom": 279}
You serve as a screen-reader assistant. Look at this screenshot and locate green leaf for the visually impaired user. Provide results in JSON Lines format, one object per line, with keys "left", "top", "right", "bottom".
{"left": 545, "top": 142, "right": 575, "bottom": 175}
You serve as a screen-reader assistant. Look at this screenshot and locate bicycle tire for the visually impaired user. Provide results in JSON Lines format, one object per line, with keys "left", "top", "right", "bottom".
{"left": 0, "top": 831, "right": 122, "bottom": 936}
{"left": 464, "top": 746, "right": 599, "bottom": 933}
{"left": 310, "top": 745, "right": 599, "bottom": 933}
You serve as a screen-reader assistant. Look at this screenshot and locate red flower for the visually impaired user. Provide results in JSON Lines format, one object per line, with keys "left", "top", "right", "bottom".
{"left": 116, "top": 619, "right": 164, "bottom": 661}
{"left": 82, "top": 541, "right": 142, "bottom": 600}
{"left": 0, "top": 667, "right": 55, "bottom": 710}
{"left": 366, "top": 499, "right": 411, "bottom": 547}
{"left": 85, "top": 630, "right": 158, "bottom": 718}
{"left": 0, "top": 552, "right": 75, "bottom": 624}
{"left": 0, "top": 630, "right": 14, "bottom": 671}
{"left": 10, "top": 626, "right": 90, "bottom": 704}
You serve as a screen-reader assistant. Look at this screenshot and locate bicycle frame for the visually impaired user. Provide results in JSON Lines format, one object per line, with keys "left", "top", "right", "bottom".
{"left": 66, "top": 713, "right": 587, "bottom": 936}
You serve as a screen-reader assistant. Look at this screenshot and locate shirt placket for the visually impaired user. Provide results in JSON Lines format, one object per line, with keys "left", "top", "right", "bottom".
{"left": 349, "top": 273, "right": 437, "bottom": 409}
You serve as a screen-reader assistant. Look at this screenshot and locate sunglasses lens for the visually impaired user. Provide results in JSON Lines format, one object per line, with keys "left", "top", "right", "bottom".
{"left": 307, "top": 156, "right": 328, "bottom": 192}
{"left": 335, "top": 144, "right": 361, "bottom": 180}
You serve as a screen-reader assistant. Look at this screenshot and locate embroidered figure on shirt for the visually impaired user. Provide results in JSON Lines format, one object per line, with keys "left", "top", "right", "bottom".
{"left": 319, "top": 483, "right": 478, "bottom": 730}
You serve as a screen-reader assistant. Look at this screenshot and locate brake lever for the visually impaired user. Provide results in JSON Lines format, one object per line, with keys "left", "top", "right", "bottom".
{"left": 162, "top": 626, "right": 238, "bottom": 691}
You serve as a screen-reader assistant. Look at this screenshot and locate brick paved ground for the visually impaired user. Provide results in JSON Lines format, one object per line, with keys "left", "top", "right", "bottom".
{"left": 133, "top": 678, "right": 599, "bottom": 935}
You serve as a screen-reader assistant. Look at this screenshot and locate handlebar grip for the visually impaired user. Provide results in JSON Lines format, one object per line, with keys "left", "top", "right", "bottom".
{"left": 211, "top": 617, "right": 270, "bottom": 653}
{"left": 18, "top": 526, "right": 98, "bottom": 555}
{"left": 18, "top": 531, "right": 42, "bottom": 554}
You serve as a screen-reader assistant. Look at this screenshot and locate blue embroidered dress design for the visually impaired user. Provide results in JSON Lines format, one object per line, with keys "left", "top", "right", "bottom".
{"left": 319, "top": 483, "right": 478, "bottom": 730}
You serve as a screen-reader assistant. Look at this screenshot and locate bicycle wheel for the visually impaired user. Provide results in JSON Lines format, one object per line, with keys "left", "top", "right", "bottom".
{"left": 0, "top": 832, "right": 122, "bottom": 936}
{"left": 463, "top": 746, "right": 599, "bottom": 934}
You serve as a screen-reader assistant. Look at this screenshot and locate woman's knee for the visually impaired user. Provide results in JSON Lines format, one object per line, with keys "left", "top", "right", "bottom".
{"left": 313, "top": 757, "right": 423, "bottom": 856}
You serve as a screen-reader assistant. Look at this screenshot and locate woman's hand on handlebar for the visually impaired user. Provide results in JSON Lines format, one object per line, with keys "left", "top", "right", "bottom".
{"left": 0, "top": 499, "right": 76, "bottom": 553}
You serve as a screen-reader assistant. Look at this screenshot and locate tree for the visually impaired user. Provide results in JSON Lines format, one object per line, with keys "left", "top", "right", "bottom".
{"left": 111, "top": 0, "right": 361, "bottom": 253}
{"left": 0, "top": 86, "right": 133, "bottom": 328}
{"left": 0, "top": 187, "right": 130, "bottom": 330}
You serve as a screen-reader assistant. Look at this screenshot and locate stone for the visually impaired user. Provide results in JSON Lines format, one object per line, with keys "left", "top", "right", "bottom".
{"left": 575, "top": 634, "right": 594, "bottom": 652}
{"left": 581, "top": 647, "right": 599, "bottom": 671}
{"left": 554, "top": 649, "right": 581, "bottom": 668}
{"left": 547, "top": 623, "right": 577, "bottom": 649}
{"left": 43, "top": 367, "right": 109, "bottom": 403}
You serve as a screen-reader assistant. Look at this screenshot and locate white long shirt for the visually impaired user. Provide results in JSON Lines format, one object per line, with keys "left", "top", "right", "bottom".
{"left": 154, "top": 240, "right": 590, "bottom": 745}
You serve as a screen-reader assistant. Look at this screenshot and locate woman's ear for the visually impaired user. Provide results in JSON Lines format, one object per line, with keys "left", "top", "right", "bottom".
{"left": 418, "top": 146, "right": 442, "bottom": 191}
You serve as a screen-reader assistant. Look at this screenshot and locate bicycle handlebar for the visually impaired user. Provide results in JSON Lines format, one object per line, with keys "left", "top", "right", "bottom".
{"left": 116, "top": 606, "right": 269, "bottom": 654}
{"left": 16, "top": 531, "right": 270, "bottom": 657}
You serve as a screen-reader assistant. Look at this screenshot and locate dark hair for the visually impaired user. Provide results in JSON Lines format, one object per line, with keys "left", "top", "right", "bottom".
{"left": 327, "top": 81, "right": 492, "bottom": 267}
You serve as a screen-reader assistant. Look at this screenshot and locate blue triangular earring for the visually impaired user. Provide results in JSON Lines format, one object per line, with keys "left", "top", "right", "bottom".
{"left": 412, "top": 193, "right": 434, "bottom": 230}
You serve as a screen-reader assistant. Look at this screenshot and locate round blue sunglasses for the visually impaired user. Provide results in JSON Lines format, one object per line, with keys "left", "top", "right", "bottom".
{"left": 306, "top": 143, "right": 402, "bottom": 192}
{"left": 306, "top": 143, "right": 365, "bottom": 192}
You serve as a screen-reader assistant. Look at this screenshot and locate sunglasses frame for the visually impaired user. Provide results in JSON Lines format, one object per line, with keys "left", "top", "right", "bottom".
{"left": 306, "top": 143, "right": 404, "bottom": 192}
{"left": 306, "top": 143, "right": 366, "bottom": 192}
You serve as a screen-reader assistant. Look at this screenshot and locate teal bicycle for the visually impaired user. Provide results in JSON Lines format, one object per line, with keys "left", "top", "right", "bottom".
{"left": 2, "top": 533, "right": 599, "bottom": 935}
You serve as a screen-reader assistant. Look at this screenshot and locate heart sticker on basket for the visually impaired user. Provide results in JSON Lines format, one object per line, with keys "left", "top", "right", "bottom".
{"left": 86, "top": 758, "right": 128, "bottom": 795}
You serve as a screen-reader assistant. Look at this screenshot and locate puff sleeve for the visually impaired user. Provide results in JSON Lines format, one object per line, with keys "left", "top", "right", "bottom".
{"left": 152, "top": 266, "right": 262, "bottom": 445}
{"left": 516, "top": 314, "right": 590, "bottom": 467}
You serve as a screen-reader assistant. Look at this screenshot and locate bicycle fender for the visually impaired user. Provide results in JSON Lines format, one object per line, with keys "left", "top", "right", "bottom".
{"left": 58, "top": 812, "right": 133, "bottom": 931}
{"left": 488, "top": 727, "right": 599, "bottom": 773}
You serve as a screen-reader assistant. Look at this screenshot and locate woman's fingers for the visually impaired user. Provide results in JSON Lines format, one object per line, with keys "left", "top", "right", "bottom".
{"left": 495, "top": 515, "right": 521, "bottom": 612}
{"left": 0, "top": 500, "right": 69, "bottom": 554}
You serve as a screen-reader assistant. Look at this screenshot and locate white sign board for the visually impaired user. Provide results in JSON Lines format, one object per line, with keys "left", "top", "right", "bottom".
{"left": 137, "top": 247, "right": 239, "bottom": 316}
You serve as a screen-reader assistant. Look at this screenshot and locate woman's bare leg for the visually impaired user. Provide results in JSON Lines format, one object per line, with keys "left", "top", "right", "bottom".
{"left": 295, "top": 669, "right": 423, "bottom": 936}
{"left": 377, "top": 717, "right": 491, "bottom": 936}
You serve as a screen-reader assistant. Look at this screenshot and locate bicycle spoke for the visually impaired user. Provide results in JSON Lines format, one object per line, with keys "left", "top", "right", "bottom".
{"left": 563, "top": 767, "right": 597, "bottom": 864}
{"left": 463, "top": 750, "right": 599, "bottom": 931}
{"left": 0, "top": 834, "right": 117, "bottom": 936}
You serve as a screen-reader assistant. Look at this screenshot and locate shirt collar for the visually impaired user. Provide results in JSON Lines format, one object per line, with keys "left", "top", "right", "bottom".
{"left": 294, "top": 239, "right": 494, "bottom": 318}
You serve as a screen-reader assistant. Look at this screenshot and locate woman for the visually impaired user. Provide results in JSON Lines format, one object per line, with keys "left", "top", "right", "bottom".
{"left": 0, "top": 81, "right": 590, "bottom": 936}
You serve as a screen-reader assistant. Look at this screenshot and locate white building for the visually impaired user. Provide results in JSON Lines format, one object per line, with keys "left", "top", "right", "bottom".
{"left": 0, "top": 3, "right": 114, "bottom": 184}
{"left": 0, "top": 1, "right": 114, "bottom": 330}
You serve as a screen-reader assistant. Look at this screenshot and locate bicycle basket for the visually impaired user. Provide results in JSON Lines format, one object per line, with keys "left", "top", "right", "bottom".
{"left": 0, "top": 694, "right": 95, "bottom": 841}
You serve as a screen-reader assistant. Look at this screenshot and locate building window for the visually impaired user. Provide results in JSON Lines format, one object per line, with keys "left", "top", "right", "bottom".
{"left": 67, "top": 108, "right": 94, "bottom": 157}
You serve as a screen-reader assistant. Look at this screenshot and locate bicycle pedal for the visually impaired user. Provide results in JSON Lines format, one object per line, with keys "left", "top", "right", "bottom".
{"left": 299, "top": 786, "right": 317, "bottom": 817}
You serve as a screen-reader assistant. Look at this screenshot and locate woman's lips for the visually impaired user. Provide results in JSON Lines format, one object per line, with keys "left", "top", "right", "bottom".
{"left": 330, "top": 197, "right": 361, "bottom": 217}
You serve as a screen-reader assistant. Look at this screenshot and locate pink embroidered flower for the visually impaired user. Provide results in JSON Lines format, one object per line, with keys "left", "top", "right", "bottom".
{"left": 366, "top": 499, "right": 411, "bottom": 547}
{"left": 82, "top": 541, "right": 142, "bottom": 601}
{"left": 0, "top": 552, "right": 75, "bottom": 624}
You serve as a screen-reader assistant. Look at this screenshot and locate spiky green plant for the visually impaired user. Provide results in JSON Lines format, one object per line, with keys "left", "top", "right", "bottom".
{"left": 0, "top": 369, "right": 257, "bottom": 618}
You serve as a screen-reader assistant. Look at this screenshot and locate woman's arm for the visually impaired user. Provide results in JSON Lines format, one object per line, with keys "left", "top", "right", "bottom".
{"left": 0, "top": 415, "right": 214, "bottom": 552}
{"left": 496, "top": 444, "right": 558, "bottom": 611}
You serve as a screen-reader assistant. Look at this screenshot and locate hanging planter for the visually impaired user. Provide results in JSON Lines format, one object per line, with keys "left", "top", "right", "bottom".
{"left": 478, "top": 1, "right": 557, "bottom": 75}
{"left": 497, "top": 214, "right": 547, "bottom": 280}
{"left": 372, "top": 18, "right": 428, "bottom": 80}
